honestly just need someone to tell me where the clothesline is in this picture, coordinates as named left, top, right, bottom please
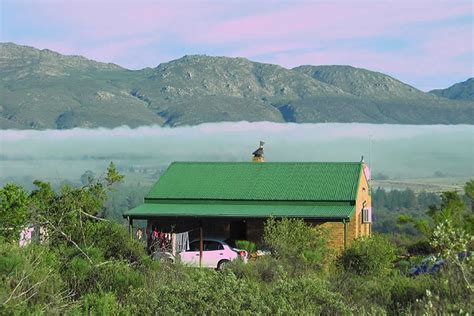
left=148, top=229, right=191, bottom=257
left=148, top=226, right=201, bottom=234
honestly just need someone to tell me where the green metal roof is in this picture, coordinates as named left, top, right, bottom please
left=145, top=162, right=362, bottom=202
left=124, top=202, right=355, bottom=219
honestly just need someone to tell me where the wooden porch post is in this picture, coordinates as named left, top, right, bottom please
left=343, top=219, right=348, bottom=250
left=199, top=220, right=203, bottom=268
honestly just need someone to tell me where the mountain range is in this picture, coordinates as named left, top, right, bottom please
left=429, top=78, right=473, bottom=101
left=0, top=42, right=472, bottom=129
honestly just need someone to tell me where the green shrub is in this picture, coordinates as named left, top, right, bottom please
left=338, top=234, right=396, bottom=276
left=80, top=291, right=121, bottom=316
left=235, top=240, right=257, bottom=253
left=265, top=275, right=351, bottom=314
left=94, top=261, right=145, bottom=300
left=62, top=255, right=95, bottom=297
left=263, top=218, right=329, bottom=272
left=407, top=239, right=435, bottom=255
left=0, top=241, right=67, bottom=314
left=388, top=274, right=434, bottom=313
left=125, top=268, right=266, bottom=314
left=84, top=221, right=145, bottom=263
left=254, top=256, right=287, bottom=282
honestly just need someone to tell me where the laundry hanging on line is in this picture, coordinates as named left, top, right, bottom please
left=175, top=231, right=190, bottom=253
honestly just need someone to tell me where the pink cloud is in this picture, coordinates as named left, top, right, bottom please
left=35, top=2, right=168, bottom=38
left=33, top=1, right=225, bottom=40
left=230, top=41, right=310, bottom=59
left=85, top=36, right=158, bottom=62
left=192, top=2, right=472, bottom=43
left=422, top=24, right=473, bottom=59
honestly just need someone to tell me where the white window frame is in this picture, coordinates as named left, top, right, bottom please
left=362, top=207, right=372, bottom=223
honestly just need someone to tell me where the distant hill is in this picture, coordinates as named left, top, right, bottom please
left=429, top=78, right=473, bottom=101
left=293, top=65, right=425, bottom=99
left=0, top=43, right=472, bottom=129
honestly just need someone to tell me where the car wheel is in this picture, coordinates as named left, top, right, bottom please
left=217, top=260, right=229, bottom=270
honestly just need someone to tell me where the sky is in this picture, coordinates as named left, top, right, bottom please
left=0, top=0, right=473, bottom=91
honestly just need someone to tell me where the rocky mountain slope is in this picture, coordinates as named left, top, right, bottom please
left=0, top=43, right=472, bottom=129
left=429, top=78, right=473, bottom=101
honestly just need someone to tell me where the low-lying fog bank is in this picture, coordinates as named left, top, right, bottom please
left=1, top=122, right=473, bottom=182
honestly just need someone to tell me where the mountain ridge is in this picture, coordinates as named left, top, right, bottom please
left=429, top=78, right=473, bottom=101
left=1, top=42, right=472, bottom=129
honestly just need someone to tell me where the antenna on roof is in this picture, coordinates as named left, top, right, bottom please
left=369, top=133, right=372, bottom=171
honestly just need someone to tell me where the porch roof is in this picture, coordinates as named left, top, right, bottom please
left=123, top=202, right=355, bottom=220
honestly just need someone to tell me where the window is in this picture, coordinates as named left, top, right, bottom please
left=188, top=241, right=200, bottom=251
left=362, top=207, right=372, bottom=223
left=187, top=240, right=224, bottom=251
left=204, top=241, right=224, bottom=251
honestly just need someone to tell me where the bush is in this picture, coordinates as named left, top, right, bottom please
left=94, top=261, right=145, bottom=300
left=263, top=218, right=330, bottom=272
left=125, top=268, right=265, bottom=314
left=229, top=255, right=287, bottom=283
left=406, top=239, right=435, bottom=255
left=79, top=291, right=121, bottom=315
left=0, top=241, right=68, bottom=314
left=266, top=275, right=351, bottom=314
left=338, top=234, right=396, bottom=276
left=84, top=221, right=145, bottom=263
left=388, top=274, right=434, bottom=313
left=235, top=240, right=257, bottom=253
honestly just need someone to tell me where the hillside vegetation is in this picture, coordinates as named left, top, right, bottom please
left=1, top=43, right=473, bottom=129
left=0, top=166, right=473, bottom=314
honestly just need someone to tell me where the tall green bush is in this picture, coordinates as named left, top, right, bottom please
left=0, top=241, right=68, bottom=314
left=338, top=234, right=396, bottom=276
left=263, top=217, right=330, bottom=272
left=0, top=183, right=29, bottom=242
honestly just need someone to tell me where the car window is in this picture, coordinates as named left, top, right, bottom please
left=188, top=241, right=200, bottom=251
left=204, top=241, right=224, bottom=251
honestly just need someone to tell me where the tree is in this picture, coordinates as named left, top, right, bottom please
left=427, top=191, right=466, bottom=229
left=399, top=188, right=473, bottom=251
left=372, top=187, right=387, bottom=209
left=401, top=188, right=416, bottom=209
left=464, top=180, right=474, bottom=212
left=417, top=191, right=441, bottom=209
left=430, top=219, right=473, bottom=294
left=29, top=162, right=125, bottom=263
left=0, top=183, right=29, bottom=242
left=80, top=170, right=95, bottom=186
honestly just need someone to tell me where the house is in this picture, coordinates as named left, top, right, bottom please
left=124, top=158, right=372, bottom=251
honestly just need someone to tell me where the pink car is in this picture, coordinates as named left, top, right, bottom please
left=179, top=239, right=248, bottom=269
